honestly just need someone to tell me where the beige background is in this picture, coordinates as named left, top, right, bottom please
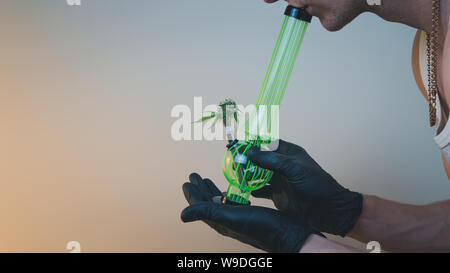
left=1, top=0, right=449, bottom=252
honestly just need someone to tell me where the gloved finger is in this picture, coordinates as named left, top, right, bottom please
left=270, top=139, right=289, bottom=155
left=247, top=147, right=300, bottom=179
left=188, top=173, right=212, bottom=202
left=182, top=182, right=210, bottom=205
left=180, top=203, right=220, bottom=223
left=275, top=139, right=307, bottom=156
left=189, top=173, right=203, bottom=185
left=251, top=185, right=273, bottom=199
left=203, top=178, right=223, bottom=198
left=180, top=204, right=233, bottom=239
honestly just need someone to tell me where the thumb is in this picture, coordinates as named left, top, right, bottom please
left=180, top=203, right=218, bottom=223
left=247, top=147, right=297, bottom=176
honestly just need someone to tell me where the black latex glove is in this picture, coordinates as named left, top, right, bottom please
left=180, top=173, right=320, bottom=253
left=247, top=140, right=363, bottom=237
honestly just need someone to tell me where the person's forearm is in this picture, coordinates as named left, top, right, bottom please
left=299, top=234, right=362, bottom=253
left=365, top=0, right=433, bottom=32
left=349, top=195, right=450, bottom=252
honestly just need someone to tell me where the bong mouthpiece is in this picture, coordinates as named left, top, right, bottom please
left=284, top=6, right=312, bottom=23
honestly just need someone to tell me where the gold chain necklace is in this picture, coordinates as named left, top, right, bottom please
left=426, top=0, right=441, bottom=127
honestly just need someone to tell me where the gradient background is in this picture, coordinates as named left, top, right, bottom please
left=1, top=0, right=449, bottom=252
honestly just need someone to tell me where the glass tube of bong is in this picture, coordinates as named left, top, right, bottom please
left=223, top=6, right=312, bottom=206
left=249, top=6, right=311, bottom=141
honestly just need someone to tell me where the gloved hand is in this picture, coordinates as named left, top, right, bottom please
left=247, top=140, right=363, bottom=237
left=180, top=173, right=321, bottom=253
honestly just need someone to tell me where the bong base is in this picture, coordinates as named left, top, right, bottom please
left=221, top=195, right=250, bottom=206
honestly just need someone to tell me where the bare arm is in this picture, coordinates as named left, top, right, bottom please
left=300, top=234, right=363, bottom=253
left=348, top=195, right=450, bottom=252
left=300, top=196, right=450, bottom=253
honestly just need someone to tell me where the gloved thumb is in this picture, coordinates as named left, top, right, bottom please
left=180, top=203, right=218, bottom=223
left=247, top=147, right=297, bottom=177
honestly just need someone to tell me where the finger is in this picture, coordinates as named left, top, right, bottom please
left=189, top=173, right=203, bottom=186
left=248, top=148, right=302, bottom=179
left=189, top=173, right=212, bottom=201
left=274, top=139, right=294, bottom=155
left=275, top=139, right=307, bottom=156
left=251, top=185, right=273, bottom=199
left=182, top=183, right=209, bottom=205
left=248, top=147, right=296, bottom=170
left=203, top=178, right=223, bottom=198
left=180, top=203, right=219, bottom=223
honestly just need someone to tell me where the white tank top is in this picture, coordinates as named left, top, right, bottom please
left=415, top=30, right=450, bottom=161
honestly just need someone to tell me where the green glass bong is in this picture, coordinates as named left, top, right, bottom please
left=220, top=6, right=312, bottom=205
